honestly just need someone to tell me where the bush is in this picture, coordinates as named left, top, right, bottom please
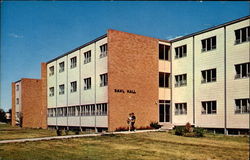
left=150, top=122, right=161, bottom=129
left=137, top=126, right=153, bottom=130
left=115, top=127, right=129, bottom=132
left=184, top=122, right=193, bottom=133
left=56, top=129, right=62, bottom=136
left=193, top=127, right=205, bottom=137
left=175, top=126, right=185, bottom=136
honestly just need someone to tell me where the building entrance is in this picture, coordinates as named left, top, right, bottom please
left=159, top=100, right=170, bottom=122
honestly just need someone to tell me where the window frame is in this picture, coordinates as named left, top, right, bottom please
left=175, top=45, right=187, bottom=59
left=201, top=36, right=217, bottom=52
left=70, top=57, right=77, bottom=69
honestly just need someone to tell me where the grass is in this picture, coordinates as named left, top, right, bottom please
left=0, top=125, right=249, bottom=160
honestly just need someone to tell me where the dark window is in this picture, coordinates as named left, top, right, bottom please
left=235, top=26, right=250, bottom=44
left=159, top=44, right=169, bottom=60
left=175, top=45, right=187, bottom=59
left=201, top=36, right=216, bottom=52
left=201, top=101, right=217, bottom=114
left=159, top=72, right=170, bottom=88
left=201, top=69, right=216, bottom=83
left=235, top=63, right=250, bottom=79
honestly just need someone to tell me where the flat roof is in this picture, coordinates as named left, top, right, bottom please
left=171, top=15, right=250, bottom=42
left=47, top=34, right=107, bottom=64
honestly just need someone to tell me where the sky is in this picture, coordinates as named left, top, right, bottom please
left=0, top=1, right=249, bottom=111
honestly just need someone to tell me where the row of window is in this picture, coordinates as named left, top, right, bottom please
left=171, top=63, right=249, bottom=88
left=175, top=98, right=250, bottom=115
left=49, top=73, right=107, bottom=96
left=49, top=44, right=107, bottom=76
left=173, top=26, right=249, bottom=60
left=48, top=103, right=108, bottom=117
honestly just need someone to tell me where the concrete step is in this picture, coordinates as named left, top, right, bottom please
left=160, top=123, right=175, bottom=131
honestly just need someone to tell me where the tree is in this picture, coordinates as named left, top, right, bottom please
left=0, top=109, right=7, bottom=122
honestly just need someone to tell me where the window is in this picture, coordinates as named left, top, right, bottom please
left=235, top=99, right=250, bottom=114
left=59, top=84, right=65, bottom=95
left=70, top=81, right=77, bottom=93
left=201, top=36, right=216, bottom=52
left=63, top=107, right=67, bottom=116
left=16, top=85, right=19, bottom=91
left=159, top=72, right=170, bottom=88
left=56, top=108, right=63, bottom=117
left=100, top=44, right=107, bottom=58
left=96, top=103, right=108, bottom=116
left=81, top=105, right=95, bottom=116
left=49, top=66, right=54, bottom=76
left=235, top=63, right=250, bottom=79
left=84, top=77, right=91, bottom=90
left=70, top=57, right=77, bottom=68
left=159, top=44, right=170, bottom=60
left=48, top=108, right=53, bottom=117
left=201, top=69, right=216, bottom=83
left=49, top=87, right=54, bottom=97
left=68, top=106, right=76, bottom=116
left=175, top=103, right=187, bottom=115
left=100, top=73, right=108, bottom=87
left=201, top=101, right=217, bottom=114
left=84, top=50, right=91, bottom=64
left=175, top=45, right=187, bottom=59
left=235, top=26, right=250, bottom=44
left=16, top=98, right=19, bottom=105
left=175, top=74, right=187, bottom=87
left=59, top=62, right=65, bottom=73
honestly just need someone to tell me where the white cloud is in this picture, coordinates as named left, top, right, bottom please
left=9, top=33, right=24, bottom=38
left=166, top=35, right=183, bottom=40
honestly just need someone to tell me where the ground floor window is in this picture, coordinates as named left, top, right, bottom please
left=175, top=103, right=187, bottom=115
left=159, top=100, right=170, bottom=122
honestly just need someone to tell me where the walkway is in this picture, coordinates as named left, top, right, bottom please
left=0, top=129, right=160, bottom=144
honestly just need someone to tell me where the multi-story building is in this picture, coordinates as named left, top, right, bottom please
left=11, top=16, right=249, bottom=134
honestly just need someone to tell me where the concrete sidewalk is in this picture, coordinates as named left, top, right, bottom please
left=0, top=129, right=159, bottom=144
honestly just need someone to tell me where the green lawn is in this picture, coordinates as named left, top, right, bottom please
left=0, top=125, right=249, bottom=160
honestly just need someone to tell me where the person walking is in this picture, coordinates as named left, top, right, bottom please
left=131, top=113, right=136, bottom=131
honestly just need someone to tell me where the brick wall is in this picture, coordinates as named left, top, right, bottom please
left=41, top=63, right=48, bottom=129
left=108, top=30, right=159, bottom=131
left=11, top=82, right=16, bottom=126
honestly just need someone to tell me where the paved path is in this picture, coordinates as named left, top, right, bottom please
left=0, top=129, right=160, bottom=144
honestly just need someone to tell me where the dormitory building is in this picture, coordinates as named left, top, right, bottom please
left=12, top=16, right=249, bottom=134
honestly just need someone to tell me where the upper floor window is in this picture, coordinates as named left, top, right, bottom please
left=84, top=77, right=91, bottom=90
left=201, top=68, right=216, bottom=83
left=159, top=72, right=170, bottom=88
left=70, top=81, right=77, bottom=93
left=49, top=87, right=54, bottom=97
left=100, top=44, right=107, bottom=58
left=59, top=62, right=65, bottom=73
left=68, top=106, right=76, bottom=117
left=175, top=74, right=187, bottom=87
left=100, top=73, right=108, bottom=87
left=235, top=26, right=250, bottom=44
left=201, top=36, right=216, bottom=52
left=235, top=62, right=250, bottom=79
left=16, top=85, right=19, bottom=91
left=175, top=45, right=187, bottom=59
left=16, top=98, right=19, bottom=105
left=84, top=50, right=91, bottom=64
left=175, top=103, right=187, bottom=115
left=201, top=101, right=216, bottom=114
left=159, top=44, right=169, bottom=60
left=49, top=66, right=54, bottom=76
left=70, top=57, right=77, bottom=69
left=235, top=98, right=250, bottom=114
left=59, top=84, right=65, bottom=95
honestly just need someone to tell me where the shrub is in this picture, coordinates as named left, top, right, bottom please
left=56, top=129, right=62, bottom=136
left=184, top=122, right=193, bottom=133
left=184, top=132, right=196, bottom=137
left=150, top=122, right=161, bottom=129
left=115, top=127, right=129, bottom=132
left=175, top=126, right=185, bottom=136
left=193, top=127, right=205, bottom=137
left=137, top=126, right=153, bottom=130
left=65, top=130, right=69, bottom=135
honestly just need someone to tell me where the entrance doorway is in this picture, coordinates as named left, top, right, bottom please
left=159, top=100, right=170, bottom=122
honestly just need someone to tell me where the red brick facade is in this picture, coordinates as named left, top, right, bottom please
left=107, top=30, right=159, bottom=131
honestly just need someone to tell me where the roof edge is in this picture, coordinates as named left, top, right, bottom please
left=47, top=34, right=107, bottom=64
left=170, top=15, right=250, bottom=42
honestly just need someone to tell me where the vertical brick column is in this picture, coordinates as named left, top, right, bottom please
left=41, top=62, right=48, bottom=129
left=11, top=82, right=16, bottom=126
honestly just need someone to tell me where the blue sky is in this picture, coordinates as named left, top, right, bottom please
left=1, top=1, right=249, bottom=111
